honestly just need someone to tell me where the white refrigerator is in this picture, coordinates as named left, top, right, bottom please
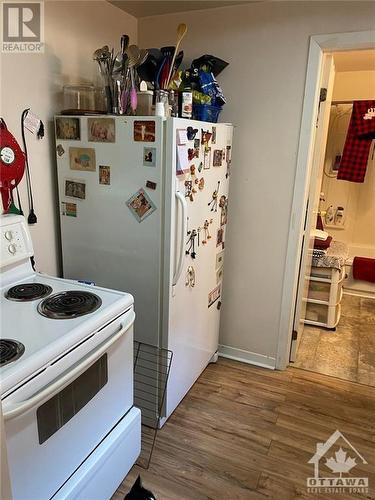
left=55, top=115, right=233, bottom=423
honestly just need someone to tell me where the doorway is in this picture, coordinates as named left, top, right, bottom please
left=276, top=31, right=375, bottom=381
left=292, top=49, right=375, bottom=385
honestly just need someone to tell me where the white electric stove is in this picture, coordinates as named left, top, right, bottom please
left=0, top=214, right=141, bottom=500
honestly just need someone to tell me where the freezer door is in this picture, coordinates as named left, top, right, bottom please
left=55, top=116, right=165, bottom=346
left=162, top=118, right=233, bottom=422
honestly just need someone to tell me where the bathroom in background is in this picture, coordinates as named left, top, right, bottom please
left=294, top=50, right=375, bottom=386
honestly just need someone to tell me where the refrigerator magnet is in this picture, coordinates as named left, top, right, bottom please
left=203, top=147, right=211, bottom=170
left=143, top=147, right=156, bottom=167
left=56, top=144, right=65, bottom=157
left=216, top=267, right=223, bottom=284
left=186, top=126, right=198, bottom=141
left=208, top=181, right=220, bottom=212
left=69, top=147, right=96, bottom=172
left=211, top=126, right=217, bottom=145
left=126, top=188, right=156, bottom=223
left=186, top=229, right=198, bottom=259
left=188, top=148, right=195, bottom=161
left=134, top=120, right=155, bottom=142
left=208, top=284, right=221, bottom=308
left=194, top=139, right=200, bottom=158
left=185, top=266, right=196, bottom=288
left=215, top=250, right=224, bottom=271
left=201, top=219, right=212, bottom=244
left=65, top=179, right=86, bottom=200
left=146, top=180, right=157, bottom=190
left=216, top=228, right=224, bottom=247
left=198, top=162, right=203, bottom=173
left=201, top=129, right=212, bottom=146
left=88, top=118, right=115, bottom=143
left=99, top=165, right=111, bottom=185
left=56, top=117, right=80, bottom=141
left=213, top=149, right=223, bottom=167
left=184, top=180, right=194, bottom=201
left=61, top=202, right=77, bottom=217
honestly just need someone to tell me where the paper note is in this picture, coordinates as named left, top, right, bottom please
left=176, top=144, right=189, bottom=175
left=177, top=129, right=188, bottom=145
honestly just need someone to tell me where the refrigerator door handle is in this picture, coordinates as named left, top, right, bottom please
left=172, top=191, right=187, bottom=286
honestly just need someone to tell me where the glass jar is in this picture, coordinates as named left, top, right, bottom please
left=63, top=85, right=95, bottom=112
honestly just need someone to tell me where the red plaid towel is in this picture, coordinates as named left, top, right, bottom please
left=337, top=100, right=375, bottom=183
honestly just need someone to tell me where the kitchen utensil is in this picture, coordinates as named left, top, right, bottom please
left=130, top=67, right=137, bottom=114
left=167, top=23, right=187, bottom=86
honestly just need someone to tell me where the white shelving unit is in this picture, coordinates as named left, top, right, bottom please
left=303, top=266, right=345, bottom=329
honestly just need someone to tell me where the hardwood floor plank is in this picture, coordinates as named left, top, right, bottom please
left=112, top=358, right=375, bottom=500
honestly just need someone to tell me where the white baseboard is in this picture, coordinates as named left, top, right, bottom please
left=218, top=344, right=276, bottom=370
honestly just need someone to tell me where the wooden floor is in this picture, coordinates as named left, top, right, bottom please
left=112, top=358, right=375, bottom=500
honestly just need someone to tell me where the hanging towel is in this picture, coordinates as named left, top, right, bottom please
left=337, top=100, right=375, bottom=183
left=314, top=235, right=332, bottom=250
left=352, top=256, right=375, bottom=283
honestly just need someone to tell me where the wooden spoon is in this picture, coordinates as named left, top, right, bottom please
left=167, top=23, right=187, bottom=87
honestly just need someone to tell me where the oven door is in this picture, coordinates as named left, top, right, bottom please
left=2, top=308, right=135, bottom=500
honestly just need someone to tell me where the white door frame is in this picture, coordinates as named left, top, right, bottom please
left=276, top=30, right=375, bottom=370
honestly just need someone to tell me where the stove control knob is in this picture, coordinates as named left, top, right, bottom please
left=8, top=244, right=17, bottom=255
left=4, top=231, right=13, bottom=241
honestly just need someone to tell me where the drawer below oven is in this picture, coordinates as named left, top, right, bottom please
left=52, top=407, right=141, bottom=500
left=4, top=314, right=135, bottom=500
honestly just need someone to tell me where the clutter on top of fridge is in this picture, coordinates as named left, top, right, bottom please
left=61, top=25, right=229, bottom=122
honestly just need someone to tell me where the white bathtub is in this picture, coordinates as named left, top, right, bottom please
left=344, top=244, right=375, bottom=298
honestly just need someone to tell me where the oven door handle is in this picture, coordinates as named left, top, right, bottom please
left=2, top=313, right=134, bottom=421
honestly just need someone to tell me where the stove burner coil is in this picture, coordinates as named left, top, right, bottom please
left=37, top=291, right=102, bottom=319
left=5, top=283, right=53, bottom=302
left=0, top=339, right=25, bottom=366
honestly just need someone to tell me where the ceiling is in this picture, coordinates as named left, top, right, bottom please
left=110, top=1, right=254, bottom=18
left=334, top=50, right=375, bottom=72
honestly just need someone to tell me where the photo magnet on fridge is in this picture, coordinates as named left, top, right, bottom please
left=143, top=147, right=156, bottom=167
left=208, top=284, right=221, bottom=308
left=56, top=117, right=80, bottom=141
left=69, top=148, right=96, bottom=172
left=193, top=139, right=200, bottom=158
left=88, top=118, right=115, bottom=143
left=65, top=179, right=86, bottom=200
left=216, top=228, right=224, bottom=247
left=126, top=188, right=156, bottom=222
left=134, top=120, right=155, bottom=142
left=211, top=126, right=217, bottom=144
left=61, top=202, right=77, bottom=217
left=213, top=149, right=223, bottom=167
left=99, top=165, right=111, bottom=185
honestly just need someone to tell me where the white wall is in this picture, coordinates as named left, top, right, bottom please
left=138, top=1, right=375, bottom=363
left=322, top=70, right=375, bottom=248
left=0, top=1, right=137, bottom=275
